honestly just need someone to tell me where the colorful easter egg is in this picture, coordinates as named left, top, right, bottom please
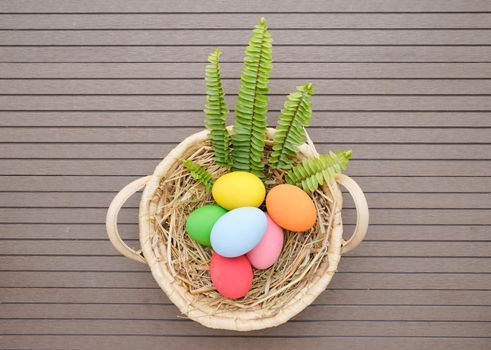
left=266, top=184, right=317, bottom=232
left=247, top=214, right=284, bottom=269
left=212, top=171, right=266, bottom=210
left=210, top=253, right=253, bottom=299
left=210, top=207, right=267, bottom=257
left=185, top=204, right=227, bottom=246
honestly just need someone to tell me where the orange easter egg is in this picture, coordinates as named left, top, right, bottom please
left=265, top=184, right=317, bottom=232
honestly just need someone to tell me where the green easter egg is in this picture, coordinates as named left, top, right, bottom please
left=185, top=204, right=227, bottom=246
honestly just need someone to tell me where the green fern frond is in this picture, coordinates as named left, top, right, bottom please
left=204, top=48, right=230, bottom=166
left=231, top=17, right=272, bottom=178
left=285, top=150, right=352, bottom=193
left=182, top=159, right=214, bottom=191
left=269, top=82, right=314, bottom=169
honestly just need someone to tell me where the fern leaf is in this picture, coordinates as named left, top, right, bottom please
left=285, top=150, right=352, bottom=193
left=231, top=17, right=272, bottom=178
left=204, top=48, right=230, bottom=166
left=182, top=159, right=214, bottom=191
left=269, top=82, right=314, bottom=169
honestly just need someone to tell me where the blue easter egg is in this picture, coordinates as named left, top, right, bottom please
left=210, top=207, right=267, bottom=258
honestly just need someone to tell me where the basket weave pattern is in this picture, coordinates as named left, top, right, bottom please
left=107, top=128, right=368, bottom=331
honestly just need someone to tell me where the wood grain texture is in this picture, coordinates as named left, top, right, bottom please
left=2, top=337, right=491, bottom=350
left=1, top=192, right=489, bottom=209
left=4, top=46, right=491, bottom=62
left=1, top=111, right=490, bottom=127
left=2, top=288, right=490, bottom=305
left=2, top=336, right=489, bottom=350
left=2, top=127, right=489, bottom=143
left=1, top=0, right=490, bottom=13
left=3, top=13, right=491, bottom=29
left=2, top=271, right=490, bottom=290
left=1, top=222, right=489, bottom=241
left=1, top=0, right=490, bottom=349
left=2, top=256, right=491, bottom=273
left=3, top=143, right=490, bottom=160
left=1, top=159, right=489, bottom=176
left=3, top=79, right=491, bottom=95
left=1, top=176, right=489, bottom=192
left=2, top=95, right=491, bottom=111
left=2, top=319, right=490, bottom=337
left=2, top=63, right=490, bottom=78
left=4, top=29, right=491, bottom=45
left=3, top=240, right=491, bottom=257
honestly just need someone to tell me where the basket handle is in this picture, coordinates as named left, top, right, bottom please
left=335, top=174, right=369, bottom=253
left=106, top=176, right=151, bottom=264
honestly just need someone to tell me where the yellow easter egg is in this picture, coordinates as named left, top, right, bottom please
left=212, top=171, right=266, bottom=210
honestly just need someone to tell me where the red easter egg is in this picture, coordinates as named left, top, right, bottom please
left=210, top=253, right=253, bottom=299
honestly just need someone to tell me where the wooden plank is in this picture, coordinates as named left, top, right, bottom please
left=1, top=192, right=488, bottom=209
left=0, top=176, right=489, bottom=193
left=2, top=288, right=490, bottom=306
left=0, top=206, right=485, bottom=225
left=5, top=29, right=491, bottom=45
left=1, top=144, right=489, bottom=160
left=1, top=0, right=490, bottom=13
left=341, top=193, right=491, bottom=209
left=1, top=302, right=489, bottom=321
left=2, top=240, right=490, bottom=257
left=2, top=63, right=489, bottom=78
left=2, top=13, right=491, bottom=29
left=3, top=336, right=491, bottom=350
left=0, top=223, right=134, bottom=240
left=1, top=160, right=489, bottom=176
left=1, top=223, right=489, bottom=241
left=3, top=79, right=491, bottom=95
left=0, top=320, right=485, bottom=338
left=1, top=127, right=489, bottom=143
left=1, top=256, right=490, bottom=273
left=0, top=112, right=489, bottom=127
left=1, top=319, right=490, bottom=338
left=1, top=142, right=464, bottom=161
left=2, top=336, right=490, bottom=350
left=0, top=270, right=482, bottom=290
left=4, top=46, right=490, bottom=62
left=3, top=95, right=490, bottom=111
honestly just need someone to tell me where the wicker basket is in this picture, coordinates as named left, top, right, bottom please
left=106, top=128, right=369, bottom=331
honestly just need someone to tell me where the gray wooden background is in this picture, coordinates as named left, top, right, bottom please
left=0, top=0, right=490, bottom=349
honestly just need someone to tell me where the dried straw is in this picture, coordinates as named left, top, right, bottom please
left=107, top=128, right=368, bottom=330
left=128, top=128, right=351, bottom=330
left=153, top=143, right=334, bottom=311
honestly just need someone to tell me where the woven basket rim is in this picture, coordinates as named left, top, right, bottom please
left=138, top=127, right=345, bottom=331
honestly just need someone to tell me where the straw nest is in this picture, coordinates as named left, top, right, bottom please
left=147, top=136, right=339, bottom=317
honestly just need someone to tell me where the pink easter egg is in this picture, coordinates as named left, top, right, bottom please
left=247, top=214, right=284, bottom=269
